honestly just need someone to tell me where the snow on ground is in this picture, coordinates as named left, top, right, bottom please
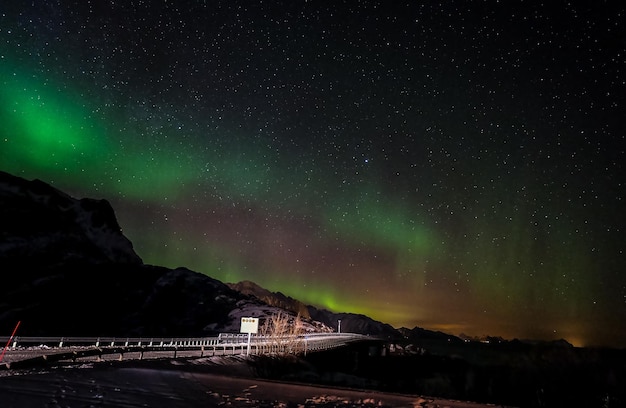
left=0, top=357, right=503, bottom=408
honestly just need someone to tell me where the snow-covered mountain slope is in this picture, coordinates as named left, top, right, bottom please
left=0, top=170, right=141, bottom=266
left=0, top=171, right=391, bottom=339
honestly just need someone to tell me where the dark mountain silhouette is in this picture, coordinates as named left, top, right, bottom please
left=0, top=171, right=249, bottom=337
left=0, top=170, right=414, bottom=341
left=0, top=170, right=141, bottom=267
left=226, top=280, right=401, bottom=338
left=2, top=171, right=625, bottom=407
left=227, top=280, right=312, bottom=319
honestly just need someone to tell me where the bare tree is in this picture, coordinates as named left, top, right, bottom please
left=257, top=311, right=306, bottom=355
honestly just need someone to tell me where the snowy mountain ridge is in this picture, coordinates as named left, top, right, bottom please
left=0, top=171, right=396, bottom=339
left=0, top=170, right=141, bottom=266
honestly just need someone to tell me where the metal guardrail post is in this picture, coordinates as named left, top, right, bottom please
left=0, top=333, right=368, bottom=366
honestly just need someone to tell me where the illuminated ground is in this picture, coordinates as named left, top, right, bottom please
left=0, top=359, right=495, bottom=408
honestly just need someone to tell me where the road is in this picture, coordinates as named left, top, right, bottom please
left=0, top=345, right=237, bottom=369
left=0, top=333, right=368, bottom=368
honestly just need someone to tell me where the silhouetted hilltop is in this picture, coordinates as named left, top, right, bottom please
left=0, top=171, right=403, bottom=339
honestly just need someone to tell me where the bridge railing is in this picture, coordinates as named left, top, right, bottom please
left=0, top=332, right=369, bottom=350
left=0, top=336, right=223, bottom=349
left=0, top=332, right=371, bottom=368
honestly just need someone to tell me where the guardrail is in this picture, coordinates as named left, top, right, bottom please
left=1, top=336, right=222, bottom=349
left=0, top=332, right=370, bottom=370
left=1, top=332, right=366, bottom=348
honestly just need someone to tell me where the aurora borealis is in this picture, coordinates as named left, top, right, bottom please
left=1, top=1, right=624, bottom=348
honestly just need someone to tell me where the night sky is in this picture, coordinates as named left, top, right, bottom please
left=1, top=1, right=625, bottom=348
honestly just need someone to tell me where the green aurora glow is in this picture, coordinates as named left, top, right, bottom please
left=1, top=1, right=624, bottom=348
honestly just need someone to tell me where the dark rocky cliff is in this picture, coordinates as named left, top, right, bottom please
left=0, top=171, right=401, bottom=339
left=0, top=171, right=243, bottom=337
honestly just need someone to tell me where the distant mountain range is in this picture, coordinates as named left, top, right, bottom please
left=0, top=170, right=460, bottom=344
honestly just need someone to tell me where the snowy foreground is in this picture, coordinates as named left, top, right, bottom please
left=0, top=355, right=501, bottom=408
